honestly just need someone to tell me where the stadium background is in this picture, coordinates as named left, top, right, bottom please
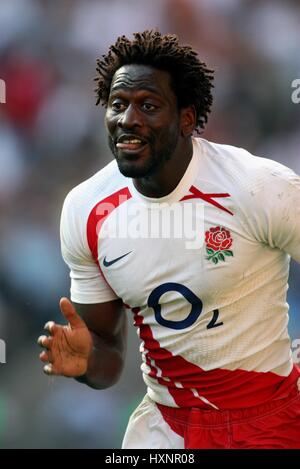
left=0, top=0, right=299, bottom=448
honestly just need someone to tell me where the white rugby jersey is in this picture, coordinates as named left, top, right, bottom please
left=61, top=138, right=300, bottom=409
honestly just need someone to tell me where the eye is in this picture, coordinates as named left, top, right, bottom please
left=142, top=102, right=157, bottom=112
left=111, top=101, right=127, bottom=112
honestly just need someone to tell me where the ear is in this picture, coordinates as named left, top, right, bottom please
left=180, top=105, right=196, bottom=137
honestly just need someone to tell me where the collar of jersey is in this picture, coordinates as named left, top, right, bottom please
left=128, top=137, right=201, bottom=206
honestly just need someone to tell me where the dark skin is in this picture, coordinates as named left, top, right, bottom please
left=38, top=64, right=196, bottom=388
left=105, top=64, right=196, bottom=197
left=38, top=298, right=126, bottom=389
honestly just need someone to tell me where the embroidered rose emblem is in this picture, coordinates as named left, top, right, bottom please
left=205, top=226, right=233, bottom=264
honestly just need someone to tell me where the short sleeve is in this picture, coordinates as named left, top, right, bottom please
left=60, top=191, right=118, bottom=304
left=247, top=163, right=300, bottom=263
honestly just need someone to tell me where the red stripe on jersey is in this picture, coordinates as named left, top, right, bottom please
left=86, top=187, right=131, bottom=268
left=130, top=306, right=201, bottom=406
left=181, top=185, right=234, bottom=216
left=126, top=305, right=300, bottom=409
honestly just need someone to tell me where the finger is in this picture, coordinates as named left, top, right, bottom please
left=37, top=335, right=46, bottom=347
left=43, top=364, right=53, bottom=375
left=39, top=350, right=52, bottom=363
left=43, top=363, right=60, bottom=376
left=60, top=297, right=85, bottom=328
left=37, top=335, right=53, bottom=350
left=44, top=321, right=57, bottom=335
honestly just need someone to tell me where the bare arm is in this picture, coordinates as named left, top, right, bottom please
left=74, top=299, right=127, bottom=389
left=38, top=297, right=127, bottom=389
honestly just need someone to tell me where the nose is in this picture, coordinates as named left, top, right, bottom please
left=117, top=104, right=143, bottom=129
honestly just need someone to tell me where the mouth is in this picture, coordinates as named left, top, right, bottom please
left=115, top=134, right=148, bottom=155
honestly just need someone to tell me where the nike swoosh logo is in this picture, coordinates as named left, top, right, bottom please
left=103, top=251, right=132, bottom=267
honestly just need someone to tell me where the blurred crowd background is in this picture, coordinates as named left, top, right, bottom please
left=0, top=0, right=300, bottom=448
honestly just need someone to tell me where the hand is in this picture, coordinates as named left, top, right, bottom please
left=38, top=298, right=93, bottom=377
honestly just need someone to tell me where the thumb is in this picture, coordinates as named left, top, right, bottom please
left=59, top=297, right=85, bottom=328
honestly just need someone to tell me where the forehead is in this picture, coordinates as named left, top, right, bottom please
left=110, top=64, right=174, bottom=99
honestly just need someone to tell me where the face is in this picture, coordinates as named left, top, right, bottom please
left=105, top=64, right=181, bottom=178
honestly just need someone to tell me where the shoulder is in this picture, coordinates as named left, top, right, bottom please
left=196, top=137, right=299, bottom=194
left=60, top=159, right=128, bottom=256
left=62, top=159, right=128, bottom=218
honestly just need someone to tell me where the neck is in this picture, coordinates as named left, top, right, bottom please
left=133, top=138, right=193, bottom=198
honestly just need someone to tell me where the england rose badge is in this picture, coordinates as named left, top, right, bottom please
left=205, top=226, right=233, bottom=264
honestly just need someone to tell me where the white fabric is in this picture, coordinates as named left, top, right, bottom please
left=122, top=395, right=184, bottom=449
left=61, top=137, right=300, bottom=407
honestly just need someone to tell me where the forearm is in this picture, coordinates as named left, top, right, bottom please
left=76, top=331, right=125, bottom=389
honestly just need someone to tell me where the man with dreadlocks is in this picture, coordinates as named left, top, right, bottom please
left=38, top=31, right=300, bottom=449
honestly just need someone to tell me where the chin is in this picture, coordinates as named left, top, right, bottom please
left=116, top=155, right=158, bottom=178
left=115, top=146, right=173, bottom=179
left=117, top=162, right=151, bottom=178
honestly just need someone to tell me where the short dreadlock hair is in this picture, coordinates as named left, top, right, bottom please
left=95, top=30, right=214, bottom=133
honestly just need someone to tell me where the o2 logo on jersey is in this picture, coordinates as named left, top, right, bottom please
left=148, top=282, right=223, bottom=330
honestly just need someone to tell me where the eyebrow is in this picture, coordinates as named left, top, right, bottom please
left=110, top=83, right=163, bottom=96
